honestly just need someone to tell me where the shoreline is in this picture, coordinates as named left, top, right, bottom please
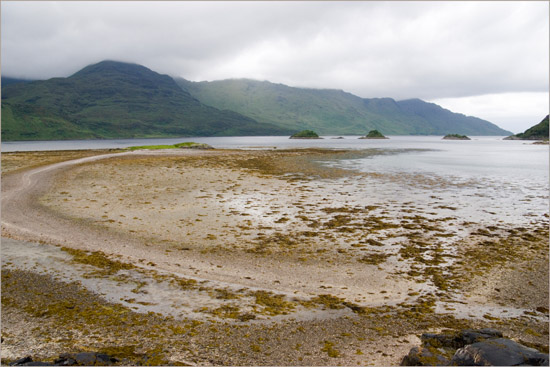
left=2, top=148, right=548, bottom=365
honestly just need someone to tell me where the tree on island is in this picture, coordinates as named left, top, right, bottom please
left=359, top=130, right=388, bottom=139
left=442, top=134, right=470, bottom=140
left=289, top=130, right=322, bottom=139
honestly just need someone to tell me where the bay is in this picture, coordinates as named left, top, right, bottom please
left=3, top=135, right=547, bottom=226
left=3, top=135, right=546, bottom=180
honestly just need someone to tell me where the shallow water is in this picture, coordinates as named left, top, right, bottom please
left=2, top=136, right=547, bottom=323
left=3, top=236, right=544, bottom=322
left=320, top=137, right=548, bottom=227
left=6, top=136, right=546, bottom=226
left=0, top=238, right=360, bottom=322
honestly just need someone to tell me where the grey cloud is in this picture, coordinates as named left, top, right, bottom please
left=1, top=1, right=548, bottom=102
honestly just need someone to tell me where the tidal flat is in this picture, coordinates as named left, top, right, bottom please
left=1, top=148, right=548, bottom=365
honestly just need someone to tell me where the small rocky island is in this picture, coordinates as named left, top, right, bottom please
left=504, top=115, right=549, bottom=141
left=125, top=142, right=213, bottom=150
left=359, top=130, right=388, bottom=139
left=443, top=134, right=470, bottom=140
left=289, top=130, right=322, bottom=139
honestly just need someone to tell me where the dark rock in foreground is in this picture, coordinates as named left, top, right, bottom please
left=452, top=339, right=549, bottom=366
left=9, top=353, right=118, bottom=366
left=401, top=329, right=549, bottom=366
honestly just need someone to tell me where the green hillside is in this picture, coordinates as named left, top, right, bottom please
left=1, top=77, right=34, bottom=87
left=176, top=78, right=512, bottom=136
left=1, top=61, right=289, bottom=141
left=177, top=78, right=388, bottom=134
left=505, top=115, right=549, bottom=140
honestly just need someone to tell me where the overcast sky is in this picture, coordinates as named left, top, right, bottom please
left=2, top=1, right=548, bottom=133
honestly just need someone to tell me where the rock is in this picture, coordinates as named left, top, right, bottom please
left=178, top=143, right=214, bottom=150
left=238, top=313, right=256, bottom=322
left=10, top=353, right=117, bottom=366
left=402, top=329, right=549, bottom=366
left=54, top=352, right=117, bottom=366
left=421, top=333, right=459, bottom=348
left=400, top=346, right=451, bottom=366
left=9, top=357, right=54, bottom=366
left=459, top=329, right=502, bottom=346
left=451, top=338, right=549, bottom=366
left=10, top=357, right=33, bottom=366
left=420, top=328, right=503, bottom=350
left=94, top=354, right=116, bottom=365
left=442, top=134, right=470, bottom=140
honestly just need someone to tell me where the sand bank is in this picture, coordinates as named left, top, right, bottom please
left=2, top=148, right=547, bottom=365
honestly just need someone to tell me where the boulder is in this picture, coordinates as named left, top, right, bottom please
left=9, top=357, right=33, bottom=366
left=9, top=352, right=118, bottom=366
left=421, top=329, right=503, bottom=349
left=400, top=346, right=451, bottom=366
left=451, top=338, right=549, bottom=366
left=54, top=352, right=117, bottom=366
left=459, top=329, right=502, bottom=346
left=9, top=356, right=54, bottom=366
left=402, top=329, right=548, bottom=366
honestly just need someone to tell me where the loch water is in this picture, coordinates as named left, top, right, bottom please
left=3, top=135, right=548, bottom=227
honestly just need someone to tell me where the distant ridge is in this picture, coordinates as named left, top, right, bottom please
left=2, top=60, right=512, bottom=141
left=176, top=78, right=512, bottom=136
left=1, top=61, right=289, bottom=141
left=1, top=76, right=34, bottom=87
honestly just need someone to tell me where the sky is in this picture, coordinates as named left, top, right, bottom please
left=1, top=1, right=548, bottom=133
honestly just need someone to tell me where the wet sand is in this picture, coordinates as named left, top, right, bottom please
left=1, top=148, right=548, bottom=365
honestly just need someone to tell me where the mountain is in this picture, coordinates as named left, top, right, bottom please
left=1, top=61, right=289, bottom=141
left=2, top=61, right=512, bottom=141
left=1, top=77, right=34, bottom=87
left=504, top=115, right=549, bottom=140
left=176, top=78, right=512, bottom=136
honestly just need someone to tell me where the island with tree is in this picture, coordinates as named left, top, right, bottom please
left=289, top=130, right=322, bottom=139
left=443, top=134, right=470, bottom=140
left=359, top=130, right=388, bottom=139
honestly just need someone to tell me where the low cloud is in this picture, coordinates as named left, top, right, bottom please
left=2, top=1, right=548, bottom=131
left=430, top=92, right=549, bottom=134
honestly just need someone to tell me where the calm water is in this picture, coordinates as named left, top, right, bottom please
left=0, top=134, right=522, bottom=151
left=3, top=135, right=548, bottom=225
left=3, top=135, right=547, bottom=177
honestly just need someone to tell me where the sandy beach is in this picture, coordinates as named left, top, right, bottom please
left=1, top=148, right=548, bottom=365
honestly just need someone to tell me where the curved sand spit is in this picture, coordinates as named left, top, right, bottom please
left=2, top=149, right=418, bottom=307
